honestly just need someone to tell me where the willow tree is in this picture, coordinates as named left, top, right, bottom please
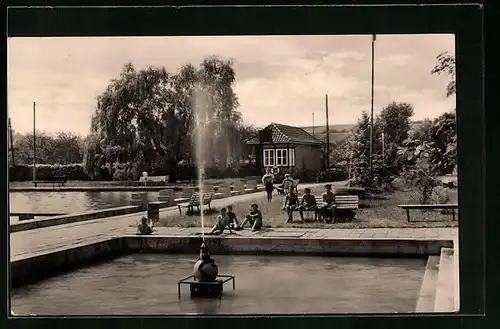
left=84, top=56, right=244, bottom=181
left=83, top=62, right=197, bottom=181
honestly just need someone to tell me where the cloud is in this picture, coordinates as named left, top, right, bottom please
left=7, top=34, right=456, bottom=136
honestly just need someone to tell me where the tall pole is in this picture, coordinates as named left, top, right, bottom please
left=8, top=118, right=15, bottom=166
left=369, top=34, right=376, bottom=182
left=312, top=111, right=315, bottom=137
left=33, top=101, right=36, bottom=182
left=325, top=94, right=330, bottom=169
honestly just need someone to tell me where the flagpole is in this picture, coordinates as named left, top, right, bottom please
left=312, top=111, right=315, bottom=137
left=369, top=34, right=376, bottom=184
left=33, top=101, right=36, bottom=182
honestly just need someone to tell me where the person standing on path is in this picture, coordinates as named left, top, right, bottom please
left=262, top=167, right=275, bottom=203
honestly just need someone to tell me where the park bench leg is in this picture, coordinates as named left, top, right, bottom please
left=178, top=206, right=182, bottom=215
left=406, top=209, right=411, bottom=223
left=452, top=209, right=455, bottom=221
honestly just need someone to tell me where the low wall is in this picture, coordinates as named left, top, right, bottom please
left=123, top=236, right=453, bottom=257
left=11, top=238, right=127, bottom=288
left=9, top=186, right=182, bottom=192
left=9, top=205, right=142, bottom=233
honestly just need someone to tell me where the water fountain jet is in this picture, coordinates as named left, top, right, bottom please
left=177, top=88, right=235, bottom=299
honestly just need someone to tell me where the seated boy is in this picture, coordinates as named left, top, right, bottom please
left=208, top=207, right=232, bottom=235
left=282, top=190, right=299, bottom=223
left=298, top=188, right=317, bottom=221
left=226, top=205, right=239, bottom=230
left=137, top=217, right=153, bottom=235
left=236, top=203, right=263, bottom=231
left=319, top=184, right=335, bottom=222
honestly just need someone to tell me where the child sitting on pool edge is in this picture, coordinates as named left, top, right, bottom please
left=208, top=207, right=233, bottom=235
left=137, top=217, right=153, bottom=235
left=236, top=203, right=263, bottom=232
left=226, top=205, right=239, bottom=230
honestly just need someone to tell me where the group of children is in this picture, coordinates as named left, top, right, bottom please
left=208, top=203, right=263, bottom=235
left=282, top=184, right=336, bottom=223
left=136, top=176, right=336, bottom=235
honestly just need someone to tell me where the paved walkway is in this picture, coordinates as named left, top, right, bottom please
left=10, top=180, right=458, bottom=262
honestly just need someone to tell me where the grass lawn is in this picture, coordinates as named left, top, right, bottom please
left=157, top=184, right=459, bottom=229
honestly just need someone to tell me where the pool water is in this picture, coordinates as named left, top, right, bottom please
left=9, top=191, right=159, bottom=214
left=11, top=254, right=426, bottom=315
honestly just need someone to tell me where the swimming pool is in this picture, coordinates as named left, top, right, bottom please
left=11, top=254, right=426, bottom=315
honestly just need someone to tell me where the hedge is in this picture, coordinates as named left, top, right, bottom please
left=9, top=164, right=89, bottom=181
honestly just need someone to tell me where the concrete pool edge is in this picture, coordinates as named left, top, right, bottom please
left=10, top=205, right=143, bottom=233
left=10, top=235, right=453, bottom=287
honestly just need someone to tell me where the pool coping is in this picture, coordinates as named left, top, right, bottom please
left=10, top=232, right=459, bottom=313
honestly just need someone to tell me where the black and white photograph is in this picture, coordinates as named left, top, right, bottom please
left=8, top=33, right=459, bottom=315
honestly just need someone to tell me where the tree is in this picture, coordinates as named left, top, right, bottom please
left=13, top=131, right=84, bottom=165
left=347, top=111, right=386, bottom=189
left=374, top=102, right=414, bottom=176
left=52, top=132, right=84, bottom=164
left=397, top=111, right=457, bottom=203
left=431, top=51, right=456, bottom=97
left=13, top=131, right=56, bottom=165
left=84, top=56, right=244, bottom=181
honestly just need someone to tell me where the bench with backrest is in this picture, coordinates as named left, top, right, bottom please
left=398, top=203, right=458, bottom=222
left=174, top=187, right=196, bottom=204
left=149, top=175, right=169, bottom=183
left=333, top=195, right=359, bottom=221
left=177, top=192, right=214, bottom=215
left=287, top=194, right=359, bottom=222
left=33, top=176, right=67, bottom=188
left=286, top=195, right=323, bottom=221
left=140, top=175, right=169, bottom=186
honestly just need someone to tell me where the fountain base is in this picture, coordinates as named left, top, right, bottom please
left=178, top=274, right=235, bottom=299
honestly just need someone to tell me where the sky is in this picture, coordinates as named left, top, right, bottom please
left=7, top=34, right=455, bottom=136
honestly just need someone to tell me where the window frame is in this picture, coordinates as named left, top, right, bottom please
left=263, top=149, right=275, bottom=167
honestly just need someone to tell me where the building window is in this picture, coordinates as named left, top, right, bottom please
left=276, top=149, right=288, bottom=166
left=263, top=148, right=296, bottom=167
left=263, top=149, right=275, bottom=167
left=289, top=148, right=295, bottom=166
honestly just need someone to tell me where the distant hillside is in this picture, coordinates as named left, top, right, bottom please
left=301, top=122, right=423, bottom=144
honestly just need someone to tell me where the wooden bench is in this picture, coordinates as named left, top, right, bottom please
left=33, top=178, right=67, bottom=187
left=286, top=196, right=324, bottom=221
left=177, top=192, right=214, bottom=215
left=174, top=187, right=196, bottom=204
left=139, top=175, right=169, bottom=185
left=333, top=195, right=359, bottom=221
left=398, top=203, right=459, bottom=222
left=314, top=195, right=359, bottom=222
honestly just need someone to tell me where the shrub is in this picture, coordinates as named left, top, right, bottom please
left=9, top=163, right=89, bottom=181
left=316, top=167, right=348, bottom=183
left=289, top=167, right=315, bottom=183
left=112, top=162, right=137, bottom=181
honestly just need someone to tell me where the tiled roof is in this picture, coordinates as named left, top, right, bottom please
left=246, top=123, right=323, bottom=145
